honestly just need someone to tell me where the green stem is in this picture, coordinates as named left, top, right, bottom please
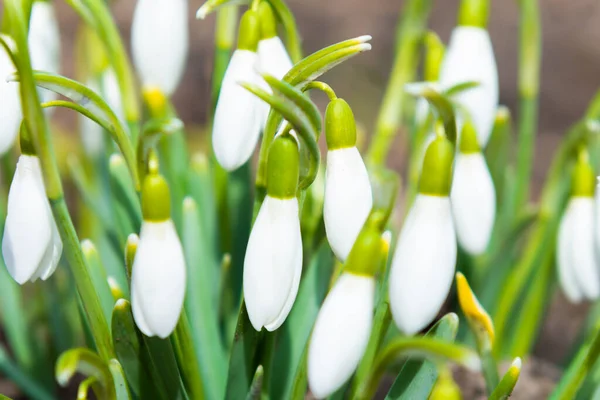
left=260, top=332, right=276, bottom=400
left=481, top=349, right=499, bottom=394
left=267, top=0, right=302, bottom=63
left=512, top=0, right=541, bottom=212
left=366, top=0, right=433, bottom=166
left=303, top=81, right=337, bottom=100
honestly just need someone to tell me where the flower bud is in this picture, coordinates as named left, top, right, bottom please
left=131, top=161, right=185, bottom=338
left=212, top=10, right=264, bottom=171
left=257, top=2, right=293, bottom=80
left=0, top=46, right=22, bottom=155
left=458, top=0, right=489, bottom=28
left=324, top=99, right=373, bottom=261
left=132, top=0, right=189, bottom=96
left=456, top=272, right=494, bottom=350
left=451, top=123, right=496, bottom=255
left=244, top=134, right=302, bottom=331
left=418, top=134, right=454, bottom=196
left=557, top=153, right=599, bottom=302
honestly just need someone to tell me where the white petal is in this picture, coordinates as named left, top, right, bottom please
left=131, top=0, right=188, bottom=96
left=568, top=198, right=600, bottom=300
left=0, top=46, right=22, bottom=154
left=40, top=214, right=63, bottom=280
left=324, top=147, right=373, bottom=261
left=212, top=50, right=263, bottom=171
left=28, top=1, right=61, bottom=103
left=258, top=37, right=293, bottom=80
left=308, top=273, right=375, bottom=399
left=131, top=220, right=186, bottom=338
left=244, top=196, right=303, bottom=331
left=131, top=282, right=153, bottom=337
left=101, top=69, right=125, bottom=127
left=451, top=153, right=496, bottom=255
left=557, top=202, right=584, bottom=303
left=2, top=156, right=53, bottom=284
left=389, top=195, right=456, bottom=334
left=440, top=27, right=498, bottom=147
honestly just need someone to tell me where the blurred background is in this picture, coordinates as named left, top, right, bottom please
left=4, top=0, right=600, bottom=397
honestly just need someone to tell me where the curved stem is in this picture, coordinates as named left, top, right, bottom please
left=303, top=81, right=337, bottom=101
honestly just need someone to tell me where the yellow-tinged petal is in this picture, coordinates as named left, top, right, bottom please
left=456, top=272, right=495, bottom=346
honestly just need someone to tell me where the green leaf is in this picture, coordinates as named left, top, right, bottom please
left=56, top=348, right=115, bottom=399
left=77, top=376, right=102, bottom=400
left=196, top=0, right=248, bottom=19
left=182, top=196, right=227, bottom=399
left=489, top=358, right=522, bottom=400
left=9, top=71, right=139, bottom=189
left=0, top=344, right=55, bottom=400
left=485, top=106, right=512, bottom=207
left=81, top=240, right=116, bottom=327
left=108, top=359, right=132, bottom=400
left=384, top=313, right=459, bottom=400
left=405, top=84, right=457, bottom=144
left=108, top=153, right=142, bottom=229
left=271, top=243, right=335, bottom=399
left=172, top=314, right=205, bottom=400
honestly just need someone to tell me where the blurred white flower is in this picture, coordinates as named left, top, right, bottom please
left=0, top=45, right=22, bottom=154
left=244, top=195, right=302, bottom=331
left=258, top=37, right=292, bottom=81
left=131, top=0, right=188, bottom=96
left=308, top=272, right=374, bottom=399
left=212, top=49, right=263, bottom=170
left=131, top=219, right=186, bottom=338
left=324, top=147, right=372, bottom=261
left=2, top=155, right=62, bottom=284
left=389, top=194, right=456, bottom=334
left=440, top=26, right=498, bottom=147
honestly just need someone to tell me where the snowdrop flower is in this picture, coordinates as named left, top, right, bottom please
left=258, top=2, right=292, bottom=80
left=0, top=43, right=22, bottom=154
left=132, top=0, right=188, bottom=96
left=29, top=0, right=61, bottom=103
left=244, top=133, right=302, bottom=331
left=213, top=10, right=264, bottom=171
left=451, top=122, right=496, bottom=255
left=389, top=134, right=457, bottom=334
left=308, top=214, right=386, bottom=399
left=324, top=98, right=373, bottom=261
left=131, top=158, right=186, bottom=338
left=557, top=153, right=599, bottom=303
left=2, top=131, right=62, bottom=284
left=439, top=0, right=498, bottom=147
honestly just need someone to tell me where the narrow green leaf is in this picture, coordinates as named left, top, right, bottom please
left=271, top=243, right=335, bottom=399
left=384, top=313, right=459, bottom=400
left=81, top=240, right=116, bottom=325
left=108, top=359, right=132, bottom=400
left=108, top=153, right=142, bottom=229
left=485, top=106, right=512, bottom=204
left=196, top=0, right=248, bottom=19
left=77, top=376, right=101, bottom=400
left=489, top=358, right=522, bottom=400
left=55, top=348, right=114, bottom=399
left=405, top=85, right=457, bottom=144
left=182, top=196, right=227, bottom=399
left=0, top=344, right=55, bottom=400
left=172, top=315, right=205, bottom=400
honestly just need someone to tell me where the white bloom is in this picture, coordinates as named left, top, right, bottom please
left=131, top=220, right=186, bottom=338
left=389, top=194, right=456, bottom=334
left=244, top=195, right=302, bottom=331
left=0, top=45, right=22, bottom=154
left=557, top=198, right=600, bottom=302
left=131, top=0, right=188, bottom=96
left=324, top=147, right=373, bottom=261
left=308, top=273, right=374, bottom=399
left=258, top=37, right=293, bottom=80
left=212, top=50, right=264, bottom=171
left=440, top=26, right=498, bottom=147
left=29, top=0, right=61, bottom=103
left=2, top=155, right=62, bottom=284
left=451, top=153, right=496, bottom=255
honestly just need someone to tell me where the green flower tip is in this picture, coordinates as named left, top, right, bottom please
left=325, top=98, right=357, bottom=150
left=424, top=32, right=445, bottom=82
left=19, top=123, right=36, bottom=156
left=572, top=151, right=595, bottom=198
left=238, top=10, right=260, bottom=52
left=459, top=121, right=480, bottom=154
left=418, top=135, right=455, bottom=196
left=141, top=155, right=171, bottom=222
left=258, top=1, right=277, bottom=40
left=345, top=212, right=385, bottom=277
left=267, top=133, right=299, bottom=199
left=458, top=0, right=489, bottom=28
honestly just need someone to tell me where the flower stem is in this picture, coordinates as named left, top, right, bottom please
left=366, top=0, right=433, bottom=166
left=512, top=0, right=541, bottom=213
left=267, top=0, right=303, bottom=63
left=304, top=81, right=337, bottom=100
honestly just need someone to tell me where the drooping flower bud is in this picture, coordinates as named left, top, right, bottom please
left=29, top=0, right=61, bottom=103
left=323, top=99, right=373, bottom=261
left=557, top=152, right=599, bottom=302
left=212, top=10, right=264, bottom=171
left=2, top=128, right=62, bottom=284
left=308, top=214, right=385, bottom=398
left=244, top=133, right=302, bottom=331
left=451, top=122, right=496, bottom=255
left=257, top=2, right=293, bottom=80
left=131, top=156, right=186, bottom=338
left=389, top=135, right=457, bottom=334
left=131, top=0, right=189, bottom=96
left=440, top=0, right=497, bottom=147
